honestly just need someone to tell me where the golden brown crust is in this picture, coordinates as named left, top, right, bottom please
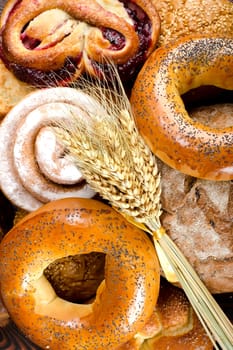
left=0, top=197, right=160, bottom=350
left=0, top=296, right=9, bottom=327
left=0, top=59, right=35, bottom=118
left=152, top=0, right=233, bottom=46
left=144, top=312, right=213, bottom=350
left=0, top=0, right=160, bottom=86
left=130, top=36, right=233, bottom=181
left=118, top=280, right=213, bottom=350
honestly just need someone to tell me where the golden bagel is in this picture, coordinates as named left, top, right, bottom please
left=130, top=36, right=233, bottom=181
left=0, top=197, right=160, bottom=350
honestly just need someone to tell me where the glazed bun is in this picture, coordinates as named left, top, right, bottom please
left=153, top=0, right=233, bottom=46
left=0, top=197, right=160, bottom=350
left=130, top=36, right=233, bottom=180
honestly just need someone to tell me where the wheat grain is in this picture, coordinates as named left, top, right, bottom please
left=55, top=100, right=162, bottom=225
left=53, top=66, right=233, bottom=350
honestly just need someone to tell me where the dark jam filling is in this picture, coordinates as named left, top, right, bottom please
left=91, top=0, right=152, bottom=88
left=21, top=33, right=41, bottom=50
left=5, top=55, right=81, bottom=87
left=0, top=0, right=152, bottom=87
left=101, top=28, right=125, bottom=51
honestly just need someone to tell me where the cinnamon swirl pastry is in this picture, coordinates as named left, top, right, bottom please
left=0, top=87, right=96, bottom=212
left=0, top=0, right=160, bottom=87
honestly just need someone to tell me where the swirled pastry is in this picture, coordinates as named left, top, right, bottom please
left=0, top=0, right=160, bottom=87
left=0, top=87, right=96, bottom=211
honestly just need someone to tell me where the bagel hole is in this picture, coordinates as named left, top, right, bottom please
left=43, top=252, right=106, bottom=304
left=183, top=86, right=233, bottom=128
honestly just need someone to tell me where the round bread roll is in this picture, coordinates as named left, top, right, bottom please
left=158, top=103, right=233, bottom=294
left=130, top=35, right=233, bottom=181
left=0, top=197, right=160, bottom=350
left=152, top=0, right=233, bottom=46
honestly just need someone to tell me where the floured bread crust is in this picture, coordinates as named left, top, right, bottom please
left=159, top=103, right=233, bottom=293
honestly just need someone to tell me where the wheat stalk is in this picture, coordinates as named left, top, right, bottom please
left=53, top=67, right=233, bottom=350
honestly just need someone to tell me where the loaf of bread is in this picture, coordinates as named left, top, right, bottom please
left=159, top=103, right=233, bottom=293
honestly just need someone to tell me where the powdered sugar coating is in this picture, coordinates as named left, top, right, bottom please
left=0, top=87, right=97, bottom=211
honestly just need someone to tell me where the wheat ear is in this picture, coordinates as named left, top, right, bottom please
left=53, top=67, right=233, bottom=350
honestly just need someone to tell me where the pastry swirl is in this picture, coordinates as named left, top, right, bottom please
left=0, top=87, right=96, bottom=211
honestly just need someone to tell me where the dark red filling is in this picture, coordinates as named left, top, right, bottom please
left=21, top=32, right=41, bottom=50
left=91, top=0, right=153, bottom=87
left=0, top=0, right=152, bottom=87
left=7, top=55, right=82, bottom=87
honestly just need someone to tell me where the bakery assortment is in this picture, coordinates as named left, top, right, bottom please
left=0, top=0, right=232, bottom=349
left=0, top=0, right=160, bottom=87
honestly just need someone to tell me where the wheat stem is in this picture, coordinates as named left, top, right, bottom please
left=53, top=67, right=233, bottom=350
left=145, top=221, right=233, bottom=350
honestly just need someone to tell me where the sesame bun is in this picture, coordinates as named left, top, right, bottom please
left=152, top=0, right=233, bottom=46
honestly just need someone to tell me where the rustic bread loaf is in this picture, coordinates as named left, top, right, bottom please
left=159, top=103, right=233, bottom=293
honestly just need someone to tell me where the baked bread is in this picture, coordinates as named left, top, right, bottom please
left=0, top=0, right=160, bottom=87
left=0, top=59, right=35, bottom=118
left=119, top=278, right=213, bottom=349
left=158, top=103, right=233, bottom=293
left=152, top=0, right=233, bottom=46
left=43, top=252, right=106, bottom=304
